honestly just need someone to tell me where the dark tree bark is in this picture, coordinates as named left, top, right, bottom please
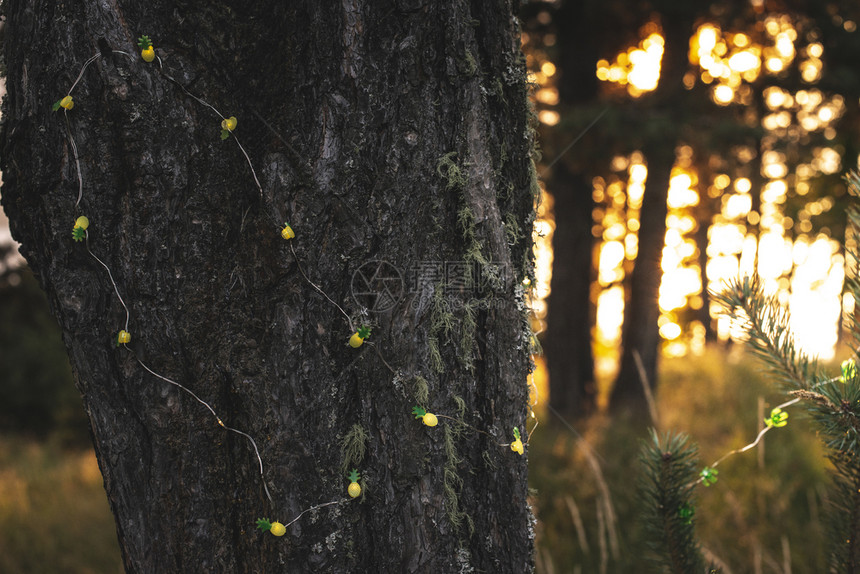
left=1, top=1, right=536, bottom=572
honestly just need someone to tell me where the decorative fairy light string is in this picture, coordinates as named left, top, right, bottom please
left=84, top=236, right=130, bottom=332
left=56, top=34, right=536, bottom=536
left=133, top=354, right=273, bottom=503
left=705, top=397, right=799, bottom=470
left=695, top=372, right=842, bottom=487
left=59, top=46, right=276, bottom=506
left=61, top=52, right=119, bottom=208
left=65, top=113, right=84, bottom=208
left=151, top=54, right=264, bottom=200
left=288, top=242, right=354, bottom=331
left=282, top=499, right=347, bottom=529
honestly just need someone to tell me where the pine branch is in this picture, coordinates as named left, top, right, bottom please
left=800, top=375, right=860, bottom=572
left=844, top=172, right=860, bottom=350
left=712, top=275, right=816, bottom=391
left=639, top=429, right=716, bottom=573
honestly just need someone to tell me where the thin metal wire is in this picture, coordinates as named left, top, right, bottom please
left=65, top=112, right=84, bottom=208
left=708, top=396, right=802, bottom=470
left=283, top=499, right=346, bottom=529
left=289, top=242, right=354, bottom=330
left=64, top=52, right=132, bottom=208
left=695, top=376, right=839, bottom=486
left=85, top=233, right=130, bottom=331
left=68, top=53, right=101, bottom=94
left=154, top=56, right=263, bottom=198
left=231, top=135, right=264, bottom=198
left=526, top=410, right=539, bottom=444
left=133, top=353, right=273, bottom=503
left=64, top=51, right=273, bottom=506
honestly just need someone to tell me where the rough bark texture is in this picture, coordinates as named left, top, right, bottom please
left=1, top=1, right=536, bottom=572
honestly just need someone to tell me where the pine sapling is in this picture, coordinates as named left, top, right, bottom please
left=639, top=429, right=716, bottom=573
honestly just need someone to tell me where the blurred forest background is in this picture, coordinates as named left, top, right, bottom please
left=2, top=0, right=860, bottom=572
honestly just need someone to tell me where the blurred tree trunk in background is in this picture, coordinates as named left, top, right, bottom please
left=544, top=162, right=597, bottom=418
left=0, top=1, right=536, bottom=571
left=542, top=0, right=600, bottom=418
left=610, top=6, right=698, bottom=413
left=610, top=145, right=672, bottom=412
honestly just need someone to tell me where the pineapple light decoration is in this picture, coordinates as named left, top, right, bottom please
left=412, top=406, right=438, bottom=427
left=349, top=326, right=371, bottom=348
left=72, top=216, right=89, bottom=242
left=138, top=35, right=155, bottom=62
left=347, top=469, right=361, bottom=498
left=52, top=95, right=74, bottom=111
left=510, top=427, right=524, bottom=455
left=256, top=518, right=286, bottom=537
left=220, top=116, right=237, bottom=140
left=281, top=223, right=295, bottom=240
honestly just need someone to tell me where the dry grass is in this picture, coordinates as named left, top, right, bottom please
left=531, top=347, right=833, bottom=574
left=0, top=435, right=122, bottom=573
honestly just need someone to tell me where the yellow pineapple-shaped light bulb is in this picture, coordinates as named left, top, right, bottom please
left=256, top=518, right=285, bottom=537
left=72, top=216, right=89, bottom=242
left=510, top=427, right=524, bottom=455
left=281, top=223, right=295, bottom=240
left=116, top=330, right=131, bottom=346
left=221, top=116, right=237, bottom=131
left=53, top=95, right=74, bottom=111
left=138, top=35, right=155, bottom=62
left=412, top=406, right=438, bottom=427
left=347, top=469, right=361, bottom=498
left=349, top=326, right=371, bottom=348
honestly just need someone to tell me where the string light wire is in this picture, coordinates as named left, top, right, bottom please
left=62, top=49, right=274, bottom=508
left=693, top=375, right=839, bottom=486
left=85, top=234, right=130, bottom=331
left=58, top=40, right=535, bottom=533
left=133, top=353, right=273, bottom=503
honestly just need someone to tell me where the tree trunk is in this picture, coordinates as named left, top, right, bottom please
left=540, top=0, right=603, bottom=419
left=610, top=146, right=672, bottom=412
left=544, top=162, right=596, bottom=418
left=610, top=7, right=696, bottom=413
left=1, top=1, right=536, bottom=572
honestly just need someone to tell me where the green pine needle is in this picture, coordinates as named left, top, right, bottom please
left=639, top=429, right=709, bottom=573
left=712, top=275, right=816, bottom=391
